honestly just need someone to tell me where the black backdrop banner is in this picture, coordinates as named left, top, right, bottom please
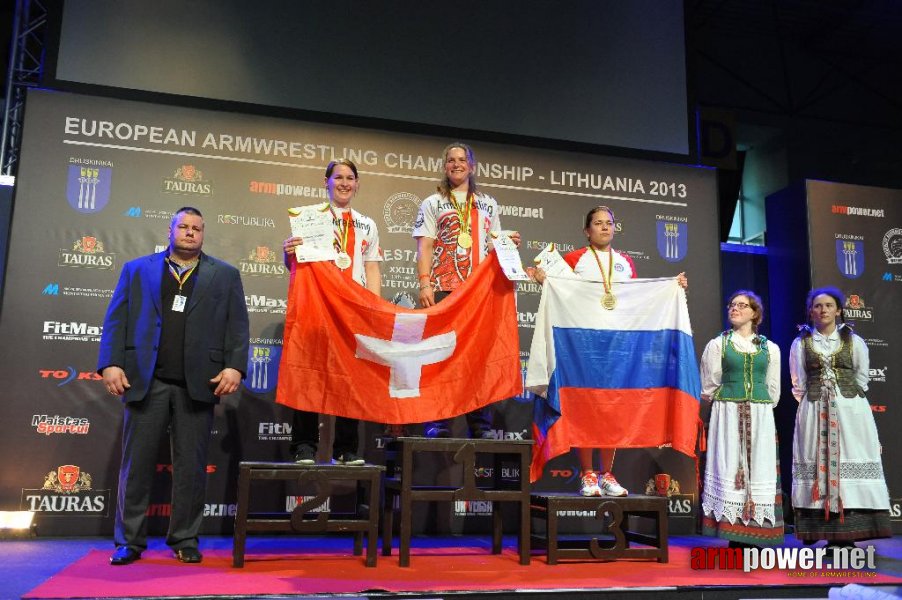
left=0, top=90, right=719, bottom=536
left=805, top=180, right=902, bottom=532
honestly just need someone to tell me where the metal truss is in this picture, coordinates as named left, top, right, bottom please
left=1, top=0, right=48, bottom=178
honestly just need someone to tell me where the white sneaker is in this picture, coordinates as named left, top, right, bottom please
left=599, top=471, right=628, bottom=496
left=579, top=472, right=602, bottom=497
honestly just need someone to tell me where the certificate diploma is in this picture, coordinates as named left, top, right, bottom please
left=492, top=231, right=530, bottom=281
left=288, top=204, right=337, bottom=263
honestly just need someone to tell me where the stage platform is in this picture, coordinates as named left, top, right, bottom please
left=3, top=534, right=900, bottom=600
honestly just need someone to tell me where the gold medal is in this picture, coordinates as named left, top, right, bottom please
left=335, top=252, right=352, bottom=270
left=457, top=231, right=472, bottom=249
left=601, top=291, right=617, bottom=310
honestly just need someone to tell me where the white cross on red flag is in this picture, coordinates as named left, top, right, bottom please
left=275, top=254, right=520, bottom=424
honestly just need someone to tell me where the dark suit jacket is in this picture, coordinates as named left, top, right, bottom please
left=97, top=251, right=250, bottom=403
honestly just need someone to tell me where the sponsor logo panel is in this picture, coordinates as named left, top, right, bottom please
left=66, top=158, right=113, bottom=213
left=843, top=293, right=874, bottom=322
left=162, top=164, right=212, bottom=195
left=58, top=236, right=116, bottom=270
left=835, top=235, right=865, bottom=279
left=831, top=204, right=885, bottom=218
left=32, top=415, right=91, bottom=435
left=42, top=321, right=103, bottom=342
left=39, top=367, right=102, bottom=386
left=249, top=180, right=328, bottom=200
left=883, top=229, right=902, bottom=265
left=21, top=465, right=110, bottom=515
left=42, top=282, right=114, bottom=299
left=258, top=422, right=292, bottom=441
left=239, top=246, right=286, bottom=277
left=656, top=215, right=688, bottom=263
left=245, top=294, right=287, bottom=315
left=217, top=214, right=275, bottom=228
left=383, top=192, right=420, bottom=233
left=246, top=344, right=282, bottom=394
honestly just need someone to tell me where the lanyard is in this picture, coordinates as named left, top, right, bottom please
left=166, top=258, right=197, bottom=292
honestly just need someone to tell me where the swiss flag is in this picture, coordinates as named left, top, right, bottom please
left=276, top=254, right=521, bottom=424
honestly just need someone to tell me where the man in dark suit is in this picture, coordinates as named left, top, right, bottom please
left=98, top=206, right=249, bottom=565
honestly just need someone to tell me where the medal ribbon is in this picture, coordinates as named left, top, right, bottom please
left=588, top=245, right=614, bottom=297
left=331, top=207, right=355, bottom=280
left=165, top=257, right=197, bottom=292
left=469, top=201, right=481, bottom=269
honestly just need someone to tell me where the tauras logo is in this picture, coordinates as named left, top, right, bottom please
left=668, top=495, right=694, bottom=515
left=58, top=236, right=116, bottom=270
left=162, top=164, right=212, bottom=195
left=21, top=465, right=109, bottom=515
left=240, top=246, right=286, bottom=277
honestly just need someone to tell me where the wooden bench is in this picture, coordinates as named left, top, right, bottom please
left=381, top=437, right=533, bottom=567
left=530, top=493, right=668, bottom=564
left=233, top=461, right=384, bottom=567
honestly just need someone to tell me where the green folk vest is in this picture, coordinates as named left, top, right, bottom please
left=714, top=332, right=772, bottom=403
left=803, top=335, right=864, bottom=399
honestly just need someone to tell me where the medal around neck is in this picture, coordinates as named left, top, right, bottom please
left=457, top=231, right=473, bottom=249
left=601, top=291, right=617, bottom=310
left=335, top=252, right=352, bottom=270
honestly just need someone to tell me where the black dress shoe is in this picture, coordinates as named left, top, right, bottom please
left=110, top=546, right=141, bottom=565
left=175, top=547, right=203, bottom=563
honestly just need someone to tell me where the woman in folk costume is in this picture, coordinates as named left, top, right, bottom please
left=790, top=287, right=891, bottom=548
left=700, top=290, right=784, bottom=548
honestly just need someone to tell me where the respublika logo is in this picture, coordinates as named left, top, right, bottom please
left=835, top=235, right=864, bottom=279
left=690, top=545, right=878, bottom=577
left=245, top=344, right=281, bottom=394
left=21, top=465, right=110, bottom=515
left=66, top=159, right=112, bottom=213
left=217, top=214, right=275, bottom=228
left=162, top=164, right=212, bottom=195
left=58, top=236, right=116, bottom=270
left=656, top=216, right=688, bottom=262
left=239, top=247, right=286, bottom=277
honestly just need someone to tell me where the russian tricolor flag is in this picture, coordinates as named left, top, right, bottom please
left=525, top=276, right=702, bottom=482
